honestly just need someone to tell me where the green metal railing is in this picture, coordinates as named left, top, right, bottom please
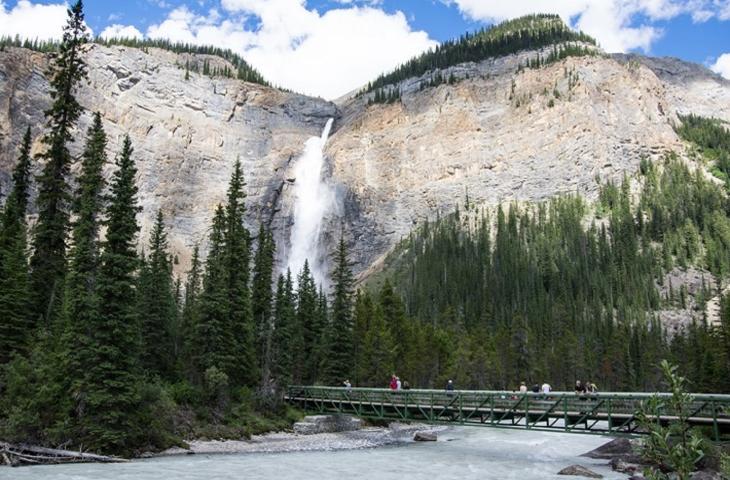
left=285, top=386, right=730, bottom=440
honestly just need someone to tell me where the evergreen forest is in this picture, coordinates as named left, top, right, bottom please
left=2, top=0, right=730, bottom=460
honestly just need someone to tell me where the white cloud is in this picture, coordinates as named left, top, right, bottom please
left=0, top=0, right=70, bottom=42
left=451, top=0, right=729, bottom=53
left=100, top=24, right=144, bottom=40
left=712, top=53, right=730, bottom=79
left=143, top=1, right=436, bottom=99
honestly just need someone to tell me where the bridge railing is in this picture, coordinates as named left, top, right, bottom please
left=285, top=386, right=730, bottom=439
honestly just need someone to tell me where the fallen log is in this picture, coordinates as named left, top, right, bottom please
left=0, top=441, right=127, bottom=467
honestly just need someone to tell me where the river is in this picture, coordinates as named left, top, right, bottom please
left=1, top=428, right=626, bottom=480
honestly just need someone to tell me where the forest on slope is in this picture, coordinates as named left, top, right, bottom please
left=2, top=0, right=730, bottom=460
left=362, top=13, right=596, bottom=100
left=367, top=116, right=730, bottom=394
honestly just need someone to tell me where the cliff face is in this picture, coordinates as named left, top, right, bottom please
left=0, top=44, right=336, bottom=269
left=0, top=43, right=729, bottom=275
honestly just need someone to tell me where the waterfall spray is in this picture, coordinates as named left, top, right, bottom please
left=287, top=118, right=335, bottom=287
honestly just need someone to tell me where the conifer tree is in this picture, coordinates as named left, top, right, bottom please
left=138, top=210, right=178, bottom=378
left=320, top=233, right=355, bottom=384
left=180, top=244, right=202, bottom=375
left=86, top=135, right=144, bottom=454
left=224, top=160, right=256, bottom=385
left=297, top=260, right=320, bottom=383
left=30, top=0, right=89, bottom=326
left=194, top=205, right=232, bottom=378
left=252, top=224, right=275, bottom=383
left=62, top=112, right=107, bottom=409
left=272, top=270, right=296, bottom=385
left=0, top=126, right=33, bottom=363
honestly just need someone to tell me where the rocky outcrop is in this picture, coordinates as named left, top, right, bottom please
left=1, top=44, right=729, bottom=277
left=292, top=415, right=362, bottom=435
left=0, top=44, right=335, bottom=271
left=413, top=431, right=437, bottom=441
left=557, top=464, right=603, bottom=478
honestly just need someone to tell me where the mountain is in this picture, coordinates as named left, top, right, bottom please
left=0, top=16, right=728, bottom=277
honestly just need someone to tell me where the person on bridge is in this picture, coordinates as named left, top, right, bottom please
left=519, top=382, right=528, bottom=393
left=586, top=381, right=598, bottom=395
left=396, top=377, right=402, bottom=390
left=390, top=375, right=397, bottom=390
left=402, top=380, right=411, bottom=390
left=531, top=383, right=540, bottom=393
left=446, top=379, right=455, bottom=395
left=575, top=380, right=587, bottom=395
left=343, top=379, right=352, bottom=391
left=541, top=382, right=551, bottom=394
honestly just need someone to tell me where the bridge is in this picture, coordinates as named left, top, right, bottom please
left=285, top=386, right=730, bottom=440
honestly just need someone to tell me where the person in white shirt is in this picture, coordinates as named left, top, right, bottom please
left=396, top=377, right=402, bottom=390
left=518, top=381, right=527, bottom=393
left=541, top=383, right=551, bottom=394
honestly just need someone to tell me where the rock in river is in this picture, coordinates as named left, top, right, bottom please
left=413, top=431, right=437, bottom=442
left=557, top=465, right=604, bottom=478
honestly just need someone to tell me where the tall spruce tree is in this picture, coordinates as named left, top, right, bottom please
left=320, top=233, right=355, bottom=384
left=224, top=160, right=256, bottom=385
left=194, top=205, right=233, bottom=378
left=87, top=135, right=144, bottom=454
left=271, top=270, right=296, bottom=386
left=180, top=244, right=202, bottom=376
left=252, top=224, right=275, bottom=384
left=30, top=0, right=89, bottom=326
left=138, top=210, right=178, bottom=378
left=0, top=126, right=33, bottom=363
left=297, top=260, right=320, bottom=383
left=61, top=113, right=107, bottom=420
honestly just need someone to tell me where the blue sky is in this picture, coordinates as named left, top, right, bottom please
left=1, top=0, right=729, bottom=98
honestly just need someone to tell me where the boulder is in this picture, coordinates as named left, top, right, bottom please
left=691, top=470, right=723, bottom=480
left=557, top=465, right=604, bottom=478
left=582, top=438, right=634, bottom=459
left=609, top=457, right=638, bottom=474
left=413, top=431, right=437, bottom=442
left=292, top=415, right=362, bottom=435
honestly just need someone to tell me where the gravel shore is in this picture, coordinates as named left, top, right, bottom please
left=158, top=423, right=446, bottom=456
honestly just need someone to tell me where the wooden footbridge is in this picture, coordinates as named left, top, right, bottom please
left=285, top=386, right=730, bottom=440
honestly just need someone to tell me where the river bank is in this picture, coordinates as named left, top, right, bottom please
left=2, top=427, right=626, bottom=480
left=156, top=422, right=445, bottom=456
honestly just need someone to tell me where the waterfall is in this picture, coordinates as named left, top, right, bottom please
left=287, top=118, right=335, bottom=287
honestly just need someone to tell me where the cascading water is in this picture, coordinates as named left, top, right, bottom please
left=287, top=118, right=335, bottom=287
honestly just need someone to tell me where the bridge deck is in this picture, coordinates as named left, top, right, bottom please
left=285, top=386, right=730, bottom=440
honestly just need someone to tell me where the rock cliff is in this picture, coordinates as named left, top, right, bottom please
left=0, top=43, right=729, bottom=276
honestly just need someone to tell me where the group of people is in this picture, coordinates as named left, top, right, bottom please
left=518, top=382, right=552, bottom=394
left=574, top=380, right=598, bottom=395
left=389, top=374, right=411, bottom=390
left=339, top=377, right=598, bottom=395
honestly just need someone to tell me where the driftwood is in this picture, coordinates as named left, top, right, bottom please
left=0, top=442, right=126, bottom=467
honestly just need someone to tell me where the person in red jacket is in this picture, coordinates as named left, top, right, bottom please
left=389, top=374, right=398, bottom=390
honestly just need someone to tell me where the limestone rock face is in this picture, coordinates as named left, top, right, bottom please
left=0, top=44, right=729, bottom=276
left=0, top=44, right=336, bottom=269
left=326, top=51, right=730, bottom=272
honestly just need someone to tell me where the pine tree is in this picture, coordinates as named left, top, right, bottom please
left=0, top=126, right=33, bottom=363
left=320, top=232, right=355, bottom=384
left=272, top=270, right=296, bottom=386
left=30, top=0, right=89, bottom=326
left=194, top=205, right=232, bottom=378
left=61, top=112, right=107, bottom=422
left=297, top=260, right=320, bottom=383
left=251, top=223, right=275, bottom=384
left=180, top=244, right=202, bottom=377
left=223, top=160, right=256, bottom=385
left=86, top=135, right=144, bottom=454
left=138, top=210, right=178, bottom=378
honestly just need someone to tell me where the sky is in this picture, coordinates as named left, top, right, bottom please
left=1, top=0, right=729, bottom=99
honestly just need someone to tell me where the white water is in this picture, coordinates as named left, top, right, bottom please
left=3, top=428, right=625, bottom=480
left=287, top=118, right=336, bottom=287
